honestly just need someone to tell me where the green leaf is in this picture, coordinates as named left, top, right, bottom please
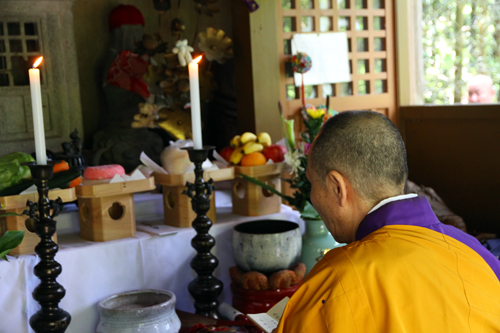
left=0, top=249, right=11, bottom=261
left=300, top=201, right=321, bottom=220
left=0, top=230, right=25, bottom=261
left=0, top=212, right=23, bottom=217
left=284, top=119, right=295, bottom=151
left=0, top=203, right=23, bottom=217
left=280, top=113, right=295, bottom=152
left=303, top=117, right=310, bottom=128
left=309, top=117, right=323, bottom=128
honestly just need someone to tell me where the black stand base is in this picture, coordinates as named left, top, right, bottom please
left=30, top=311, right=71, bottom=333
left=24, top=162, right=71, bottom=332
left=183, top=146, right=223, bottom=319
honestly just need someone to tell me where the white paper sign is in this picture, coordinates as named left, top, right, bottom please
left=109, top=169, right=147, bottom=183
left=292, top=32, right=351, bottom=87
left=136, top=221, right=180, bottom=236
left=140, top=151, right=167, bottom=174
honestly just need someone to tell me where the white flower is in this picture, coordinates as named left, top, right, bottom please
left=285, top=149, right=304, bottom=175
left=198, top=27, right=233, bottom=64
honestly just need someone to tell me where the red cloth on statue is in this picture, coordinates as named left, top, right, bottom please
left=105, top=50, right=150, bottom=100
left=109, top=4, right=145, bottom=30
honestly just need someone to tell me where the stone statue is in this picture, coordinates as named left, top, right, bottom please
left=92, top=4, right=165, bottom=172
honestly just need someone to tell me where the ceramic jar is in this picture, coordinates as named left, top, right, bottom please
left=233, top=220, right=302, bottom=275
left=96, top=289, right=181, bottom=333
left=301, top=218, right=344, bottom=275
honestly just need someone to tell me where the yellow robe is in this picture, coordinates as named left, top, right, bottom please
left=275, top=225, right=500, bottom=332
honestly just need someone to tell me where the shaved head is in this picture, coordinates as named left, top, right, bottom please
left=467, top=75, right=495, bottom=103
left=309, top=111, right=408, bottom=204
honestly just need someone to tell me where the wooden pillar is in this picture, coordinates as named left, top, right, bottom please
left=232, top=1, right=282, bottom=142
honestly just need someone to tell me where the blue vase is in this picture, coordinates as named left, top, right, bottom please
left=300, top=219, right=343, bottom=275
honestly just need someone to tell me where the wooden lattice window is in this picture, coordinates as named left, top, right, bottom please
left=0, top=20, right=43, bottom=87
left=0, top=0, right=83, bottom=158
left=278, top=0, right=397, bottom=125
left=0, top=17, right=50, bottom=144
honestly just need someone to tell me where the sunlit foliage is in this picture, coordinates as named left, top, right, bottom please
left=423, top=1, right=500, bottom=104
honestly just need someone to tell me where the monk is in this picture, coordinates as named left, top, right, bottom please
left=275, top=111, right=500, bottom=332
left=467, top=74, right=495, bottom=103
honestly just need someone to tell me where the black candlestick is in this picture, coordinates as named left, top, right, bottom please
left=182, top=146, right=223, bottom=319
left=24, top=162, right=71, bottom=333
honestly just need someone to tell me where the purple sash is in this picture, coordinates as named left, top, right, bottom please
left=356, top=196, right=500, bottom=281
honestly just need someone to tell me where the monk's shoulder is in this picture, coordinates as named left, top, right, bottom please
left=315, top=229, right=407, bottom=272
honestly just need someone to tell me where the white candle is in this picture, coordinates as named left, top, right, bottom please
left=188, top=56, right=203, bottom=149
left=29, top=57, right=47, bottom=165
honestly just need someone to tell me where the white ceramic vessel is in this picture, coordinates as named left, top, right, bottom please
left=96, top=289, right=181, bottom=333
left=233, top=220, right=302, bottom=274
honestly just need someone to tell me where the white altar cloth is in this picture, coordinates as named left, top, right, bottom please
left=0, top=190, right=302, bottom=333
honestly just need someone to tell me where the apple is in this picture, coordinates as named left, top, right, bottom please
left=263, top=144, right=286, bottom=163
left=219, top=146, right=234, bottom=162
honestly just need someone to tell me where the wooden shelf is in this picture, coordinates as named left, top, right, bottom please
left=75, top=177, right=156, bottom=242
left=152, top=167, right=234, bottom=228
left=232, top=163, right=286, bottom=216
left=0, top=187, right=77, bottom=255
left=0, top=187, right=77, bottom=210
left=235, top=162, right=287, bottom=177
left=75, top=177, right=156, bottom=198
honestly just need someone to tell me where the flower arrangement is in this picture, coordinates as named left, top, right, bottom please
left=239, top=102, right=337, bottom=220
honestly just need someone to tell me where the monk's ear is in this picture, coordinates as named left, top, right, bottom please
left=327, top=170, right=348, bottom=207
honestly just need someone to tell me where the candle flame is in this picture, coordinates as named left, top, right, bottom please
left=192, top=55, right=202, bottom=64
left=33, top=57, right=43, bottom=68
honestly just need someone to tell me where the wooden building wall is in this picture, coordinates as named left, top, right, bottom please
left=400, top=105, right=500, bottom=234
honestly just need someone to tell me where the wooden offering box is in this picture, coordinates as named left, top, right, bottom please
left=76, top=177, right=155, bottom=242
left=233, top=163, right=286, bottom=216
left=153, top=167, right=234, bottom=228
left=0, top=188, right=77, bottom=255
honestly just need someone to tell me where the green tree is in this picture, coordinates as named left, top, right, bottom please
left=423, top=0, right=500, bottom=104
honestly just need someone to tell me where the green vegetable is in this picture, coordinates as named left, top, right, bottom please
left=0, top=169, right=81, bottom=197
left=0, top=152, right=35, bottom=191
left=0, top=152, right=35, bottom=166
left=48, top=169, right=82, bottom=189
left=0, top=179, right=36, bottom=197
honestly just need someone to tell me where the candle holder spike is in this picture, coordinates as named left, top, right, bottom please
left=182, top=146, right=223, bottom=319
left=23, top=162, right=71, bottom=333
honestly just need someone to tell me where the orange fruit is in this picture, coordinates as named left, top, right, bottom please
left=240, top=152, right=267, bottom=166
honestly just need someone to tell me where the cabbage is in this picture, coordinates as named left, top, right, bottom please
left=0, top=152, right=35, bottom=190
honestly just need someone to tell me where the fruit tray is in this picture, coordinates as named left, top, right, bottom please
left=0, top=187, right=77, bottom=255
left=234, top=162, right=287, bottom=177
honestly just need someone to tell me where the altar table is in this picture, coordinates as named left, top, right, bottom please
left=0, top=189, right=303, bottom=333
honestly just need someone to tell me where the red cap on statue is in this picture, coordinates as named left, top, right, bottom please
left=109, top=4, right=145, bottom=31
